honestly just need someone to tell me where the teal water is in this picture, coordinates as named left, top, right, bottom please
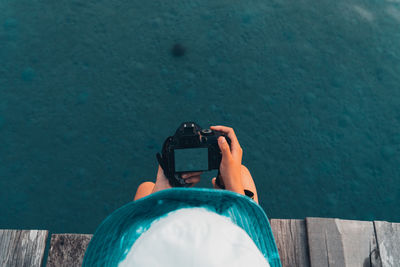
left=1, top=0, right=400, bottom=234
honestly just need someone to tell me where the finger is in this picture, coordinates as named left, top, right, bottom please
left=185, top=176, right=200, bottom=184
left=210, top=126, right=239, bottom=146
left=217, top=136, right=233, bottom=160
left=184, top=174, right=201, bottom=181
left=181, top=172, right=203, bottom=178
left=211, top=177, right=221, bottom=189
left=210, top=126, right=242, bottom=157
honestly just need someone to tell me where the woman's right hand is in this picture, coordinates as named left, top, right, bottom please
left=210, top=125, right=245, bottom=196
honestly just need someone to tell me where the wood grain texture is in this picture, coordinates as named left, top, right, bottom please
left=306, top=218, right=379, bottom=267
left=270, top=219, right=310, bottom=267
left=0, top=229, right=48, bottom=267
left=374, top=221, right=400, bottom=267
left=46, top=234, right=93, bottom=267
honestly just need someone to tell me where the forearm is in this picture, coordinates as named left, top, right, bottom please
left=222, top=171, right=245, bottom=196
left=225, top=183, right=245, bottom=196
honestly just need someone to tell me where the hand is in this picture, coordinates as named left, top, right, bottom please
left=152, top=164, right=203, bottom=193
left=210, top=125, right=244, bottom=195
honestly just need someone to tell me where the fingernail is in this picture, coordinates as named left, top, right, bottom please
left=219, top=137, right=226, bottom=143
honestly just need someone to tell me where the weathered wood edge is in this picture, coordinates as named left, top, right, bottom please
left=0, top=229, right=48, bottom=267
left=306, top=217, right=346, bottom=267
left=306, top=218, right=380, bottom=267
left=270, top=219, right=310, bottom=267
left=335, top=219, right=379, bottom=266
left=46, top=233, right=93, bottom=267
left=374, top=220, right=400, bottom=267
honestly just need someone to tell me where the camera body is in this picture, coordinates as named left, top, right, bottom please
left=156, top=122, right=231, bottom=187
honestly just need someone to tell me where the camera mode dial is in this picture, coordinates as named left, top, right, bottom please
left=201, top=129, right=213, bottom=136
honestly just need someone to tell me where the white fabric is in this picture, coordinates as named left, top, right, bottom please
left=119, top=207, right=270, bottom=267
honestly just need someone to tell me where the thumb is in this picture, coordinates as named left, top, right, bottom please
left=212, top=177, right=220, bottom=189
left=218, top=136, right=232, bottom=159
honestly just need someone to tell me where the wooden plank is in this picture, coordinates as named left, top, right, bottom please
left=374, top=220, right=400, bottom=267
left=0, top=229, right=48, bottom=267
left=46, top=234, right=93, bottom=267
left=306, top=218, right=345, bottom=266
left=270, top=219, right=310, bottom=267
left=306, top=218, right=379, bottom=267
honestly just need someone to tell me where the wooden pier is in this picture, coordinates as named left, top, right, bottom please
left=1, top=218, right=399, bottom=266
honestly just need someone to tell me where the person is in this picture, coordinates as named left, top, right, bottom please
left=134, top=125, right=259, bottom=204
left=82, top=125, right=281, bottom=267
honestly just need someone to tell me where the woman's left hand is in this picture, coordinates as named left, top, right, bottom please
left=152, top=165, right=202, bottom=193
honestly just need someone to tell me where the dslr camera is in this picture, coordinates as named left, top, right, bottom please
left=156, top=122, right=231, bottom=187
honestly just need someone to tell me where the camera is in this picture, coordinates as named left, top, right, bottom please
left=156, top=122, right=231, bottom=187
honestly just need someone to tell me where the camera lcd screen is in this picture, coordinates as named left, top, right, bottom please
left=174, top=147, right=208, bottom=172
